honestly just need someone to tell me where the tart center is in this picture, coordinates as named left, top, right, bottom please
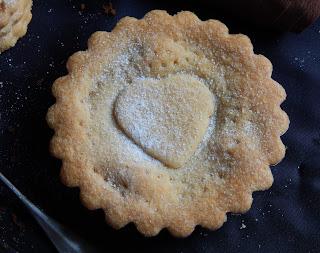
left=114, top=74, right=214, bottom=168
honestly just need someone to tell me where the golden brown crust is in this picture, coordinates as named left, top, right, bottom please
left=0, top=0, right=21, bottom=29
left=0, top=0, right=32, bottom=53
left=47, top=10, right=289, bottom=237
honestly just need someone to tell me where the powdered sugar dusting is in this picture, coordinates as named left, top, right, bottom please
left=86, top=36, right=231, bottom=176
left=3, top=0, right=17, bottom=6
left=114, top=74, right=215, bottom=169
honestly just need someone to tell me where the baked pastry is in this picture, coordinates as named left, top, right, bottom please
left=0, top=0, right=32, bottom=53
left=47, top=10, right=289, bottom=237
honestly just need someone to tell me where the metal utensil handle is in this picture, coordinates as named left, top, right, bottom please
left=0, top=172, right=96, bottom=253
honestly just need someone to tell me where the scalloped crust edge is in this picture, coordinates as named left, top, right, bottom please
left=46, top=10, right=289, bottom=237
left=0, top=0, right=32, bottom=53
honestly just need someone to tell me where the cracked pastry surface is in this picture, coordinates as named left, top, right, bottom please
left=0, top=0, right=32, bottom=53
left=47, top=10, right=289, bottom=237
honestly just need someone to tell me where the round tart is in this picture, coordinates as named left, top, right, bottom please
left=0, top=0, right=32, bottom=53
left=47, top=10, right=289, bottom=237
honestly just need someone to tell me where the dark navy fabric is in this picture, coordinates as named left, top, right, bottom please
left=0, top=1, right=319, bottom=252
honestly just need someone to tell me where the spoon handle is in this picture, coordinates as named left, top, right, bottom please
left=0, top=172, right=96, bottom=253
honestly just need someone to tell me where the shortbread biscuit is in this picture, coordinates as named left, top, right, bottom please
left=0, top=0, right=29, bottom=31
left=0, top=0, right=32, bottom=53
left=0, top=0, right=20, bottom=29
left=47, top=10, right=289, bottom=237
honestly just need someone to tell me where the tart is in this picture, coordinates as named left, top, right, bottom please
left=47, top=10, right=289, bottom=237
left=0, top=0, right=32, bottom=53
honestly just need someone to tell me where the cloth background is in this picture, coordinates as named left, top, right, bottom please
left=0, top=1, right=319, bottom=252
left=207, top=0, right=320, bottom=32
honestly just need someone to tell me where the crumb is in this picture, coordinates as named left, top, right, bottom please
left=200, top=231, right=208, bottom=237
left=11, top=213, right=18, bottom=225
left=80, top=3, right=85, bottom=11
left=36, top=78, right=44, bottom=86
left=102, top=2, right=116, bottom=16
left=240, top=222, right=246, bottom=230
left=11, top=213, right=24, bottom=230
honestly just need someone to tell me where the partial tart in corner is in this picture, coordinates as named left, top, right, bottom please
left=0, top=0, right=32, bottom=53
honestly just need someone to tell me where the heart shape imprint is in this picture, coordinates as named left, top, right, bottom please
left=114, top=74, right=214, bottom=169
